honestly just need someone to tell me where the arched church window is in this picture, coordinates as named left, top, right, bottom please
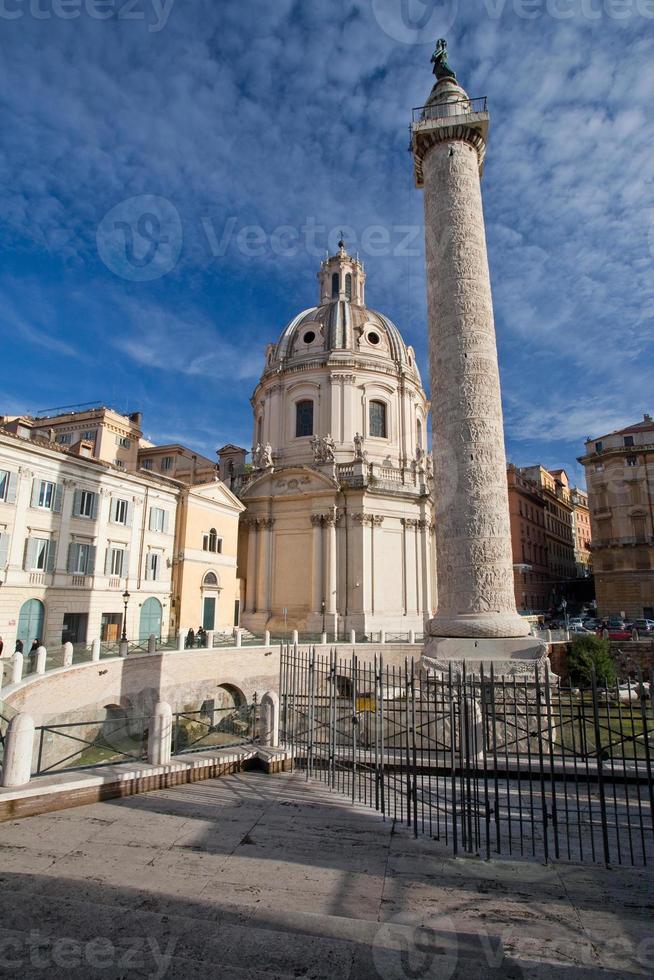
left=345, top=273, right=352, bottom=300
left=331, top=273, right=339, bottom=298
left=257, top=417, right=263, bottom=444
left=203, top=571, right=219, bottom=587
left=295, top=400, right=314, bottom=438
left=416, top=418, right=423, bottom=450
left=369, top=400, right=387, bottom=439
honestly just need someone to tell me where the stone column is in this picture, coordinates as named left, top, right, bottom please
left=258, top=518, right=274, bottom=614
left=412, top=76, right=529, bottom=646
left=311, top=514, right=324, bottom=613
left=324, top=511, right=338, bottom=616
left=245, top=518, right=258, bottom=613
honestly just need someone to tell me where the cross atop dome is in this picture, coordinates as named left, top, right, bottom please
left=317, top=237, right=365, bottom=305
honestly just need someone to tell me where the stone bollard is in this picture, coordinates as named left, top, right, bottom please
left=320, top=632, right=327, bottom=645
left=260, top=691, right=280, bottom=747
left=381, top=630, right=387, bottom=644
left=235, top=629, right=242, bottom=648
left=148, top=701, right=173, bottom=766
left=91, top=638, right=101, bottom=662
left=264, top=630, right=271, bottom=647
left=35, top=646, right=47, bottom=675
left=62, top=641, right=74, bottom=668
left=409, top=630, right=416, bottom=645
left=205, top=630, right=214, bottom=649
left=148, top=634, right=157, bottom=655
left=291, top=629, right=299, bottom=645
left=546, top=630, right=552, bottom=643
left=119, top=639, right=129, bottom=658
left=1, top=713, right=35, bottom=787
left=11, top=652, right=24, bottom=685
left=349, top=629, right=356, bottom=645
left=177, top=630, right=185, bottom=652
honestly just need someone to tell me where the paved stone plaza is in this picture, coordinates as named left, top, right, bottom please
left=0, top=771, right=652, bottom=978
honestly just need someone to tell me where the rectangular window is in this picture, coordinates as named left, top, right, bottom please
left=141, top=459, right=153, bottom=470
left=110, top=548, right=124, bottom=576
left=145, top=551, right=160, bottom=581
left=81, top=430, right=95, bottom=441
left=624, top=435, right=634, bottom=447
left=37, top=481, right=54, bottom=509
left=369, top=400, right=388, bottom=438
left=161, top=456, right=173, bottom=471
left=594, top=441, right=603, bottom=453
left=595, top=463, right=604, bottom=473
left=25, top=536, right=56, bottom=572
left=295, top=400, right=314, bottom=438
left=0, top=470, right=7, bottom=501
left=149, top=507, right=167, bottom=533
left=56, top=433, right=72, bottom=445
left=114, top=459, right=125, bottom=469
left=113, top=498, right=129, bottom=524
left=116, top=436, right=131, bottom=449
left=68, top=542, right=94, bottom=575
left=627, top=456, right=637, bottom=467
left=74, top=489, right=98, bottom=519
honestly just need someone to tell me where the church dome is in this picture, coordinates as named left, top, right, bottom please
left=262, top=240, right=421, bottom=384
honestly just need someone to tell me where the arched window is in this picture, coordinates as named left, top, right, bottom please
left=331, top=272, right=339, bottom=298
left=296, top=400, right=314, bottom=437
left=203, top=529, right=222, bottom=553
left=203, top=571, right=219, bottom=587
left=345, top=273, right=352, bottom=300
left=416, top=418, right=423, bottom=450
left=369, top=400, right=387, bottom=439
left=256, top=417, right=263, bottom=444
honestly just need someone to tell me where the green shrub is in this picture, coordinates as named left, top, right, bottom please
left=566, top=635, right=617, bottom=688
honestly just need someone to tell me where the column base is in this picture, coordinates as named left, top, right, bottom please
left=427, top=611, right=531, bottom=639
left=422, top=635, right=552, bottom=679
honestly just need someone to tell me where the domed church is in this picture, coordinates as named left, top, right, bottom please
left=238, top=241, right=435, bottom=635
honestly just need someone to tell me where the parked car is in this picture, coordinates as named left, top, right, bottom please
left=568, top=618, right=585, bottom=629
left=633, top=619, right=654, bottom=635
left=569, top=624, right=594, bottom=635
left=597, top=623, right=636, bottom=641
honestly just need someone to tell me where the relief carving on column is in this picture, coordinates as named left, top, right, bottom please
left=401, top=518, right=420, bottom=528
left=260, top=518, right=275, bottom=530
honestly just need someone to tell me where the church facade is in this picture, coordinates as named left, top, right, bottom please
left=237, top=243, right=435, bottom=635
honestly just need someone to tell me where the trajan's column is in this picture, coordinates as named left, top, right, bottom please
left=411, top=41, right=543, bottom=669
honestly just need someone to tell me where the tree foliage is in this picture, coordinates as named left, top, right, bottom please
left=566, top=634, right=617, bottom=688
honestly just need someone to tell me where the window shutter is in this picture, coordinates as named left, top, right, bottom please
left=31, top=479, right=40, bottom=508
left=67, top=543, right=77, bottom=573
left=125, top=501, right=133, bottom=527
left=46, top=538, right=57, bottom=573
left=163, top=510, right=169, bottom=534
left=87, top=545, right=96, bottom=575
left=0, top=532, right=8, bottom=568
left=105, top=547, right=113, bottom=575
left=144, top=553, right=151, bottom=581
left=24, top=538, right=37, bottom=571
left=149, top=508, right=155, bottom=531
left=90, top=493, right=98, bottom=520
left=73, top=489, right=82, bottom=517
left=122, top=550, right=130, bottom=578
left=53, top=483, right=63, bottom=514
left=6, top=472, right=18, bottom=504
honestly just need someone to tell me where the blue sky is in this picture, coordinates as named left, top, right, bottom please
left=1, top=0, right=652, bottom=488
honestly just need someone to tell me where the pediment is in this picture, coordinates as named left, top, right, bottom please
left=241, top=465, right=338, bottom=499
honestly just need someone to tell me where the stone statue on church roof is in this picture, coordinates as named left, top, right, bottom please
left=431, top=38, right=457, bottom=81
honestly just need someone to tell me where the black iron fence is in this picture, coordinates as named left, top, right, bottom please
left=280, top=648, right=654, bottom=867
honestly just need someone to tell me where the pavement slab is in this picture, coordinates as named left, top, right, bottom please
left=0, top=769, right=652, bottom=978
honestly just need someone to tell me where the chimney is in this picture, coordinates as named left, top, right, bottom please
left=644, top=413, right=652, bottom=424
left=129, top=411, right=143, bottom=428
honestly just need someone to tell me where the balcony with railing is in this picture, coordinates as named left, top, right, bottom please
left=411, top=96, right=487, bottom=124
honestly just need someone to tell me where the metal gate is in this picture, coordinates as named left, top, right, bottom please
left=280, top=647, right=654, bottom=867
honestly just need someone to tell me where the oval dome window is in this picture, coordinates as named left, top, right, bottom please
left=368, top=331, right=381, bottom=345
left=303, top=331, right=316, bottom=344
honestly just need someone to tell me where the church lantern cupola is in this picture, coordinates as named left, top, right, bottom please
left=317, top=237, right=366, bottom=306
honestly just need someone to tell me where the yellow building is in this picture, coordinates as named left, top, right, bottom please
left=173, top=481, right=245, bottom=633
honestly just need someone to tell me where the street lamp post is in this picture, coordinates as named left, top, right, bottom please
left=120, top=589, right=130, bottom=657
left=321, top=599, right=326, bottom=634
